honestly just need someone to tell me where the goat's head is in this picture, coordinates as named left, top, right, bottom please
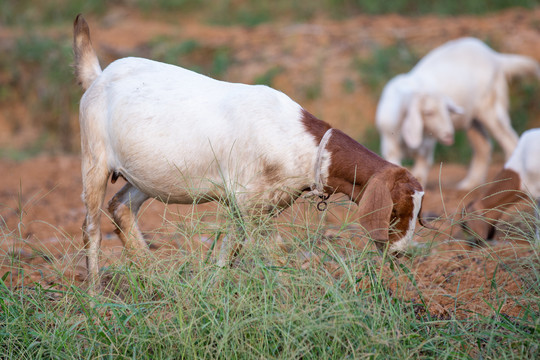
left=356, top=167, right=424, bottom=254
left=460, top=168, right=522, bottom=242
left=402, top=93, right=464, bottom=149
left=460, top=201, right=497, bottom=242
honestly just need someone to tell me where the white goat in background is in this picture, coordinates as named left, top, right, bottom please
left=73, top=15, right=425, bottom=290
left=376, top=37, right=540, bottom=190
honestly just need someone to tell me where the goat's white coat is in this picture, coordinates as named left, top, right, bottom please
left=81, top=58, right=330, bottom=209
left=376, top=37, right=540, bottom=189
left=73, top=15, right=424, bottom=291
left=504, top=129, right=540, bottom=198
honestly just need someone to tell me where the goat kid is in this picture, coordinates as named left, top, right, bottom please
left=73, top=15, right=424, bottom=288
left=376, top=37, right=540, bottom=190
left=463, top=129, right=540, bottom=241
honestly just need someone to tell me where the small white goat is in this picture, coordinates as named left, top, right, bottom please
left=376, top=37, right=540, bottom=190
left=463, top=128, right=540, bottom=241
left=73, top=15, right=424, bottom=287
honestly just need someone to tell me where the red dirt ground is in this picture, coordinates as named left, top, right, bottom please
left=1, top=7, right=540, bottom=318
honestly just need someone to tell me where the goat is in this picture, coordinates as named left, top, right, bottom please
left=462, top=129, right=540, bottom=241
left=376, top=37, right=540, bottom=190
left=73, top=15, right=424, bottom=288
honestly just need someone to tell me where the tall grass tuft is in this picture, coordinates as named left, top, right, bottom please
left=1, top=194, right=539, bottom=359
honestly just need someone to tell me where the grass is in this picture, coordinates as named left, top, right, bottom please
left=1, top=191, right=539, bottom=359
left=355, top=41, right=420, bottom=96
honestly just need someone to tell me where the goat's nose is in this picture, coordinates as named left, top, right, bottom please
left=440, top=133, right=454, bottom=146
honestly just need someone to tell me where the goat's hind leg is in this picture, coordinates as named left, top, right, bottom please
left=81, top=163, right=110, bottom=292
left=108, top=182, right=150, bottom=254
left=217, top=202, right=250, bottom=267
left=457, top=121, right=492, bottom=190
left=535, top=198, right=540, bottom=243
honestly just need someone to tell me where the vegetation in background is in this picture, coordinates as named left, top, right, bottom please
left=254, top=66, right=284, bottom=87
left=1, top=1, right=540, bottom=155
left=355, top=42, right=419, bottom=96
left=3, top=0, right=538, bottom=27
left=357, top=42, right=540, bottom=163
left=0, top=34, right=80, bottom=152
left=147, top=36, right=232, bottom=78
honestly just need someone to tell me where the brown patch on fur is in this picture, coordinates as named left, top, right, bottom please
left=300, top=108, right=424, bottom=246
left=300, top=109, right=332, bottom=144
left=262, top=161, right=282, bottom=185
left=464, top=168, right=522, bottom=240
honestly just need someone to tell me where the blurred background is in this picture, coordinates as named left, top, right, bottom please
left=1, top=0, right=540, bottom=164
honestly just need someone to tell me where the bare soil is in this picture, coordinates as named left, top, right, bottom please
left=1, top=7, right=540, bottom=318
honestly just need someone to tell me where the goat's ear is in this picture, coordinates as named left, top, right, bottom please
left=445, top=97, right=464, bottom=115
left=357, top=176, right=393, bottom=243
left=402, top=95, right=424, bottom=149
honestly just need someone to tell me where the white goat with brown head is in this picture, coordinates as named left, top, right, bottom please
left=376, top=37, right=540, bottom=190
left=73, top=15, right=424, bottom=289
left=462, top=129, right=540, bottom=241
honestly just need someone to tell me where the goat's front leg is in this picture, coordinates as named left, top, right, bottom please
left=217, top=224, right=246, bottom=267
left=380, top=133, right=403, bottom=166
left=108, top=182, right=150, bottom=254
left=535, top=198, right=540, bottom=243
left=457, top=121, right=492, bottom=190
left=411, top=138, right=436, bottom=188
left=81, top=163, right=110, bottom=293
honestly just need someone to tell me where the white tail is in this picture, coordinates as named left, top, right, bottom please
left=73, top=14, right=102, bottom=90
left=498, top=53, right=540, bottom=80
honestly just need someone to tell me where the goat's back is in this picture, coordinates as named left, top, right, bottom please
left=410, top=38, right=499, bottom=104
left=505, top=128, right=540, bottom=198
left=80, top=57, right=320, bottom=204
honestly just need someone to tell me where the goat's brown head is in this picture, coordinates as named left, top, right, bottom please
left=300, top=109, right=425, bottom=253
left=461, top=168, right=522, bottom=242
left=356, top=167, right=424, bottom=253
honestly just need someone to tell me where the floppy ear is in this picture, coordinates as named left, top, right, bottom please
left=402, top=95, right=424, bottom=149
left=357, top=176, right=393, bottom=243
left=445, top=96, right=464, bottom=115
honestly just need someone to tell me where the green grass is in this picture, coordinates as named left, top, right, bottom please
left=254, top=66, right=284, bottom=87
left=1, top=197, right=539, bottom=359
left=355, top=42, right=420, bottom=96
left=147, top=36, right=232, bottom=78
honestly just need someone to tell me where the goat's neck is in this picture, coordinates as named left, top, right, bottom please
left=325, top=130, right=392, bottom=201
left=301, top=109, right=392, bottom=202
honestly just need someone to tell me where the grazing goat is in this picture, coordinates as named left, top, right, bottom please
left=73, top=15, right=424, bottom=288
left=462, top=129, right=540, bottom=241
left=376, top=37, right=540, bottom=190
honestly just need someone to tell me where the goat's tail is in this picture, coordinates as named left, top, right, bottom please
left=498, top=53, right=540, bottom=81
left=73, top=14, right=102, bottom=90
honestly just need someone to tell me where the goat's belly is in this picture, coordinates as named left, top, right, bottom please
left=116, top=164, right=226, bottom=204
left=114, top=162, right=303, bottom=213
